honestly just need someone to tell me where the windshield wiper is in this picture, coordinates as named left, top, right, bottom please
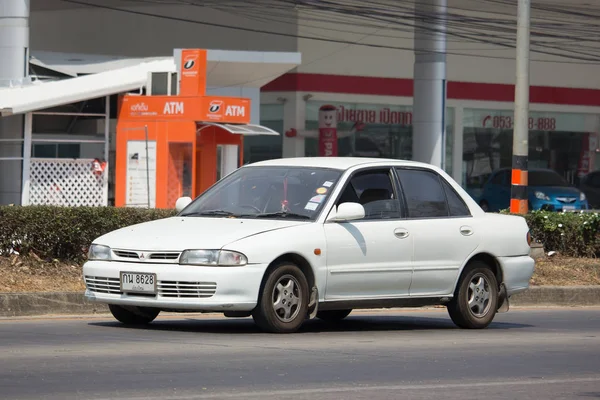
left=180, top=210, right=236, bottom=217
left=256, top=211, right=311, bottom=220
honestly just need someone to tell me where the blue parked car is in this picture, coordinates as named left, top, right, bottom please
left=476, top=168, right=589, bottom=212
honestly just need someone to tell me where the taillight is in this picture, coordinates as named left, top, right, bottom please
left=527, top=231, right=532, bottom=246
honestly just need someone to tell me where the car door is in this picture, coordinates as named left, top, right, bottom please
left=323, top=167, right=414, bottom=299
left=394, top=167, right=481, bottom=297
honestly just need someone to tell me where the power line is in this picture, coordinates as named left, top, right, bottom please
left=59, top=0, right=600, bottom=65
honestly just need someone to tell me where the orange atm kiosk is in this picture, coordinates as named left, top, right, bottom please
left=115, top=49, right=278, bottom=209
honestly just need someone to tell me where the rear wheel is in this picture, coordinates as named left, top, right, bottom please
left=252, top=263, right=309, bottom=333
left=108, top=304, right=160, bottom=325
left=317, top=309, right=352, bottom=322
left=447, top=262, right=498, bottom=329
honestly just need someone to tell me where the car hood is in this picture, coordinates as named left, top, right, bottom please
left=94, top=217, right=309, bottom=251
left=529, top=185, right=581, bottom=197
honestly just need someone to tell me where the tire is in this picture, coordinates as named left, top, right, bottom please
left=252, top=263, right=309, bottom=333
left=317, top=309, right=352, bottom=322
left=108, top=304, right=160, bottom=325
left=447, top=262, right=498, bottom=329
left=479, top=200, right=490, bottom=212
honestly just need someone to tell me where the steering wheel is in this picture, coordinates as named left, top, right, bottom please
left=237, top=204, right=262, bottom=213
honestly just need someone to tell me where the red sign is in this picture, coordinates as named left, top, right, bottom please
left=179, top=49, right=207, bottom=97
left=578, top=133, right=591, bottom=177
left=319, top=127, right=338, bottom=157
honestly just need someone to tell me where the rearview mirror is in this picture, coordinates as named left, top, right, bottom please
left=327, top=202, right=365, bottom=222
left=175, top=196, right=192, bottom=212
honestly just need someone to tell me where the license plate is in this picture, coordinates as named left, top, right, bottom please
left=120, top=272, right=157, bottom=294
left=562, top=205, right=576, bottom=211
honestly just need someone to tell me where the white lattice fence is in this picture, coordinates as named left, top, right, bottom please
left=28, top=159, right=108, bottom=207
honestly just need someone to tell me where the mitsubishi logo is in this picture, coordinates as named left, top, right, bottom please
left=139, top=252, right=146, bottom=259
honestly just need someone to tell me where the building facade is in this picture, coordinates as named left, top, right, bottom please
left=1, top=0, right=600, bottom=205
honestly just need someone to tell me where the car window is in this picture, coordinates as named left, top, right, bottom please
left=337, top=169, right=401, bottom=220
left=441, top=178, right=471, bottom=217
left=181, top=166, right=342, bottom=220
left=396, top=168, right=449, bottom=218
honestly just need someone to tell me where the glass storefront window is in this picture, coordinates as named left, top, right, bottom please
left=462, top=108, right=600, bottom=194
left=303, top=101, right=454, bottom=175
left=243, top=104, right=284, bottom=164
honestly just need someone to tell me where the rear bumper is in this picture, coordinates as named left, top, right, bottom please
left=498, top=255, right=535, bottom=296
left=82, top=260, right=269, bottom=312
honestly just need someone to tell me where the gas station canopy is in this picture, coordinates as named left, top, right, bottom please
left=0, top=49, right=301, bottom=116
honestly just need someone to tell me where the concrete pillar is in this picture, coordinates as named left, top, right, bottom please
left=282, top=93, right=306, bottom=158
left=0, top=0, right=30, bottom=205
left=412, top=0, right=447, bottom=169
left=0, top=0, right=30, bottom=87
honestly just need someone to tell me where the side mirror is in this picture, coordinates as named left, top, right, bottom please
left=327, top=202, right=365, bottom=222
left=175, top=196, right=192, bottom=212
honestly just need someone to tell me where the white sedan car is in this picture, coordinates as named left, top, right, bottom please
left=83, top=157, right=535, bottom=333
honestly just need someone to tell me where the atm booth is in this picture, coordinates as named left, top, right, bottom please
left=114, top=49, right=280, bottom=209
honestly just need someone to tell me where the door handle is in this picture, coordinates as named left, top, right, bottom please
left=460, top=226, right=474, bottom=236
left=394, top=228, right=409, bottom=239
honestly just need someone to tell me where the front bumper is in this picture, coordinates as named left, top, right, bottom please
left=532, top=199, right=588, bottom=212
left=82, top=260, right=269, bottom=312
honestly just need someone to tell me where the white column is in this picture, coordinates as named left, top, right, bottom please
left=282, top=93, right=306, bottom=158
left=221, top=144, right=240, bottom=177
left=0, top=0, right=30, bottom=87
left=103, top=95, right=110, bottom=206
left=20, top=112, right=32, bottom=205
left=0, top=0, right=30, bottom=205
left=412, top=0, right=447, bottom=168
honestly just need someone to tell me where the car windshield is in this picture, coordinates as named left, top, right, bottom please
left=529, top=170, right=570, bottom=187
left=180, top=166, right=343, bottom=220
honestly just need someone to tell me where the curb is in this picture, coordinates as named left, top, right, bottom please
left=1, top=287, right=600, bottom=318
left=510, top=286, right=600, bottom=307
left=0, top=292, right=108, bottom=317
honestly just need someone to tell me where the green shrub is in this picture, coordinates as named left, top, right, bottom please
left=1, top=206, right=599, bottom=262
left=501, top=209, right=600, bottom=257
left=0, top=206, right=176, bottom=262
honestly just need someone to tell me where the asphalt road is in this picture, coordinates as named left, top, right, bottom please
left=1, top=307, right=600, bottom=400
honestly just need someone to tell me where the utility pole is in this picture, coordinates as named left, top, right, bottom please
left=413, top=0, right=447, bottom=170
left=510, top=0, right=531, bottom=215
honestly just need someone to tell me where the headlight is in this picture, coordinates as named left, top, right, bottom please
left=179, top=249, right=247, bottom=266
left=535, top=191, right=550, bottom=201
left=88, top=244, right=111, bottom=260
left=580, top=192, right=587, bottom=201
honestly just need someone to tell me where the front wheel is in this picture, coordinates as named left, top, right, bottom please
left=108, top=304, right=160, bottom=325
left=447, top=262, right=498, bottom=329
left=252, top=264, right=309, bottom=333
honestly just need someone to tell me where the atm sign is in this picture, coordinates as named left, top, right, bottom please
left=203, top=97, right=250, bottom=124
left=225, top=105, right=245, bottom=117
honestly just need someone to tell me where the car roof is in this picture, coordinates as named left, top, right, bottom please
left=246, top=157, right=432, bottom=171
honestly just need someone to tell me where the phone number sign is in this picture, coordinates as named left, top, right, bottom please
left=482, top=115, right=557, bottom=131
left=465, top=109, right=592, bottom=133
